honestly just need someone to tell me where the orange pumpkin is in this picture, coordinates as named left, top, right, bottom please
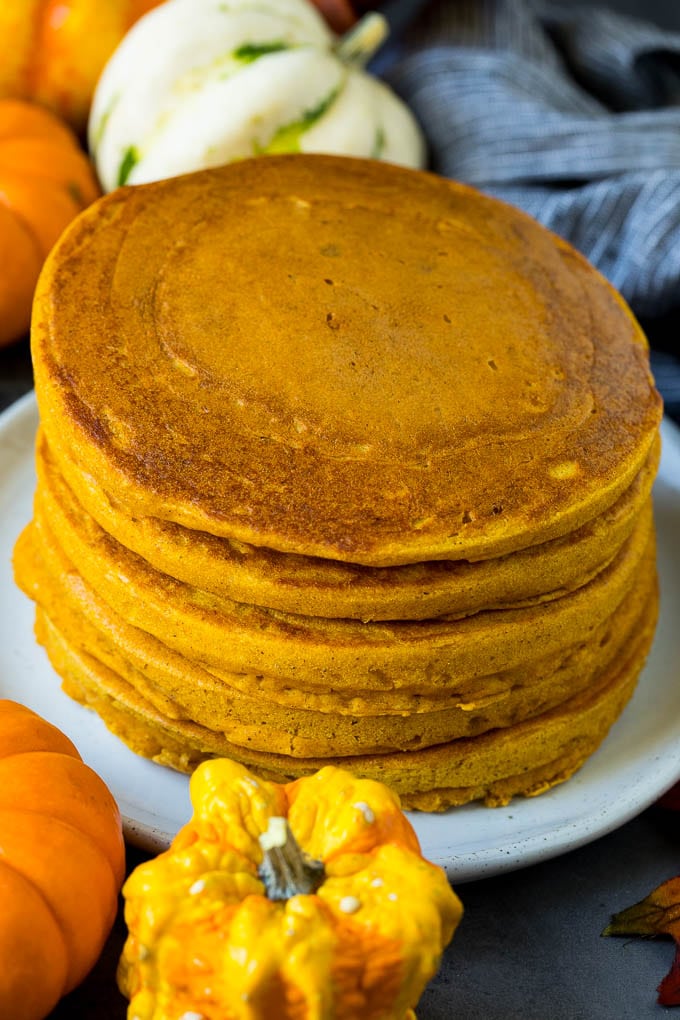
left=0, top=0, right=163, bottom=133
left=0, top=98, right=100, bottom=348
left=0, top=699, right=126, bottom=1020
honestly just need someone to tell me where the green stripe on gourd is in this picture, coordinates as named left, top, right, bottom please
left=246, top=13, right=388, bottom=156
left=255, top=85, right=341, bottom=155
left=90, top=93, right=120, bottom=157
left=233, top=40, right=290, bottom=63
left=371, top=126, right=386, bottom=160
left=117, top=146, right=140, bottom=186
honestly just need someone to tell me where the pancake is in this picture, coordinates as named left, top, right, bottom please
left=41, top=427, right=661, bottom=621
left=31, top=155, right=662, bottom=567
left=14, top=511, right=655, bottom=718
left=31, top=453, right=655, bottom=692
left=20, top=153, right=663, bottom=810
left=32, top=576, right=658, bottom=809
left=14, top=518, right=656, bottom=756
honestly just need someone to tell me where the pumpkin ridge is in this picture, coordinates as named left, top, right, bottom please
left=0, top=855, right=71, bottom=985
left=0, top=698, right=81, bottom=759
left=0, top=190, right=42, bottom=260
left=0, top=807, right=120, bottom=991
left=0, top=749, right=125, bottom=883
left=0, top=805, right=121, bottom=904
left=0, top=747, right=72, bottom=762
left=0, top=186, right=67, bottom=262
left=0, top=857, right=73, bottom=1019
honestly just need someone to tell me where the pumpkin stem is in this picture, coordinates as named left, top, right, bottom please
left=258, top=816, right=324, bottom=902
left=335, top=11, right=389, bottom=68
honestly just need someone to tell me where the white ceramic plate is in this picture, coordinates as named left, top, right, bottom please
left=2, top=391, right=680, bottom=882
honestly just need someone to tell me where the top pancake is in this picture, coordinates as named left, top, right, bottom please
left=31, top=155, right=662, bottom=566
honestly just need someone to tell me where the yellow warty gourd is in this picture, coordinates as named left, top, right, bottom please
left=118, top=759, right=462, bottom=1020
left=89, top=0, right=425, bottom=191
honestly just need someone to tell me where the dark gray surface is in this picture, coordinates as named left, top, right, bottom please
left=423, top=808, right=680, bottom=1019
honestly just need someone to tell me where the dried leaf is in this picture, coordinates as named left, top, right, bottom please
left=603, top=877, right=680, bottom=940
left=658, top=946, right=680, bottom=1007
left=603, top=877, right=680, bottom=1006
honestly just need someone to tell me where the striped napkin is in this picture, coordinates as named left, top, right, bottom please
left=381, top=0, right=680, bottom=417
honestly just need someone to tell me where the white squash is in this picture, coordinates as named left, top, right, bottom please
left=89, top=0, right=425, bottom=191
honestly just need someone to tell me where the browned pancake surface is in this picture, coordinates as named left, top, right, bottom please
left=32, top=155, right=662, bottom=566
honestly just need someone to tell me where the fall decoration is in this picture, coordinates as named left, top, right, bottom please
left=89, top=0, right=425, bottom=192
left=0, top=98, right=100, bottom=347
left=603, top=875, right=680, bottom=1006
left=118, top=758, right=462, bottom=1019
left=0, top=0, right=163, bottom=133
left=0, top=699, right=126, bottom=1020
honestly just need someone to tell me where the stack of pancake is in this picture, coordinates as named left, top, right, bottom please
left=14, top=155, right=663, bottom=810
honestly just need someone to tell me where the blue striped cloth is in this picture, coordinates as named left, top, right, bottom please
left=384, top=0, right=680, bottom=323
left=380, top=0, right=680, bottom=417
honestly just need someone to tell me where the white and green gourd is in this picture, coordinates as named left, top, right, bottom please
left=88, top=0, right=426, bottom=191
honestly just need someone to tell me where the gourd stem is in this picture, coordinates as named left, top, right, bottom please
left=335, top=11, right=389, bottom=68
left=258, top=816, right=325, bottom=902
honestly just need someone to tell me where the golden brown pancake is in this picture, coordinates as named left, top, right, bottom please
left=14, top=517, right=656, bottom=756
left=32, top=579, right=658, bottom=810
left=40, top=428, right=660, bottom=621
left=32, top=155, right=662, bottom=567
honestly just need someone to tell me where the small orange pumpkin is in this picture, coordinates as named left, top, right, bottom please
left=0, top=0, right=163, bottom=133
left=0, top=98, right=100, bottom=348
left=0, top=699, right=126, bottom=1020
